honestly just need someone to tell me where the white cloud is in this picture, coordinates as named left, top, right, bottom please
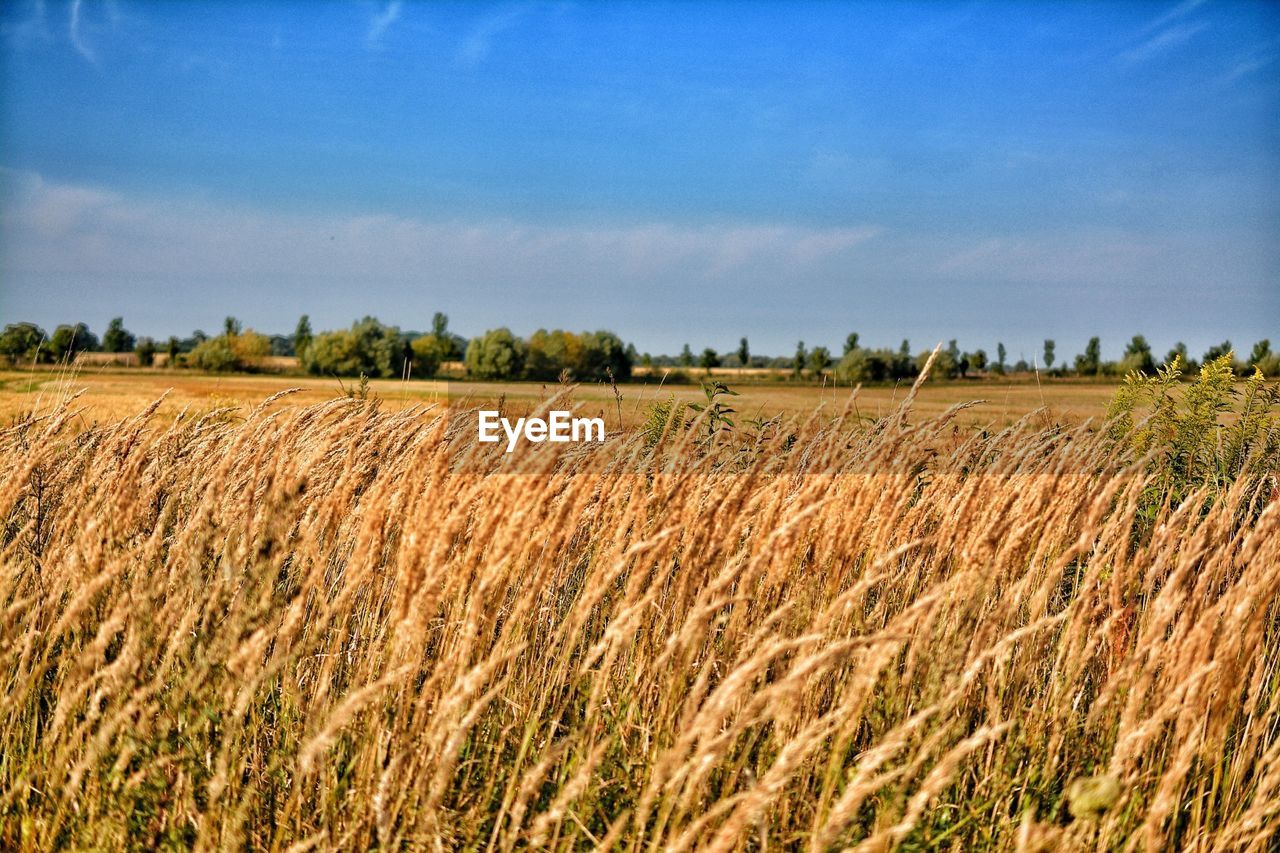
left=456, top=4, right=533, bottom=67
left=69, top=0, right=95, bottom=63
left=0, top=170, right=882, bottom=286
left=366, top=1, right=402, bottom=49
left=935, top=230, right=1167, bottom=284
left=1145, top=0, right=1209, bottom=33
left=1120, top=21, right=1208, bottom=66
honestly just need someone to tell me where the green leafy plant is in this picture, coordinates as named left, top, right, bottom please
left=688, top=380, right=739, bottom=443
left=1106, top=353, right=1279, bottom=529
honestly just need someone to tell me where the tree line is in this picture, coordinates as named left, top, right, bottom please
left=1, top=316, right=1276, bottom=382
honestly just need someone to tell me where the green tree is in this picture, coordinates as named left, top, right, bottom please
left=808, top=346, right=831, bottom=375
left=947, top=339, right=962, bottom=376
left=465, top=328, right=525, bottom=380
left=793, top=341, right=807, bottom=377
left=894, top=340, right=913, bottom=379
left=1075, top=337, right=1101, bottom=376
left=49, top=323, right=99, bottom=361
left=303, top=317, right=401, bottom=377
left=135, top=337, right=157, bottom=367
left=843, top=332, right=860, bottom=356
left=1164, top=342, right=1199, bottom=374
left=737, top=337, right=750, bottom=368
left=190, top=329, right=271, bottom=372
left=699, top=348, right=720, bottom=374
left=835, top=348, right=891, bottom=383
left=679, top=344, right=694, bottom=368
left=1042, top=339, right=1055, bottom=370
left=1203, top=340, right=1233, bottom=364
left=224, top=316, right=242, bottom=337
left=410, top=335, right=447, bottom=377
left=996, top=342, right=1007, bottom=374
left=1248, top=339, right=1272, bottom=368
left=971, top=349, right=988, bottom=371
left=166, top=336, right=180, bottom=366
left=102, top=317, right=135, bottom=353
left=579, top=330, right=632, bottom=381
left=0, top=323, right=46, bottom=364
left=1119, top=335, right=1155, bottom=376
left=294, top=315, right=313, bottom=360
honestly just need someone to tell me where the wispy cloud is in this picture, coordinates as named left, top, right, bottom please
left=456, top=4, right=534, bottom=67
left=69, top=0, right=95, bottom=63
left=0, top=169, right=882, bottom=285
left=365, top=0, right=402, bottom=49
left=1120, top=21, right=1207, bottom=66
left=1145, top=0, right=1210, bottom=33
left=1217, top=46, right=1277, bottom=85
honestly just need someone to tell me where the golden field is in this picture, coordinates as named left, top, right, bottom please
left=0, top=366, right=1121, bottom=430
left=0, top=361, right=1276, bottom=849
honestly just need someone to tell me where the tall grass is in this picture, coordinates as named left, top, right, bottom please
left=0, top=377, right=1277, bottom=850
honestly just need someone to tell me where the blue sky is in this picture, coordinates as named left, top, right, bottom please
left=1, top=0, right=1277, bottom=361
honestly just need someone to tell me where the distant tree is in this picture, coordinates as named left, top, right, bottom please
left=1013, top=359, right=1030, bottom=372
left=835, top=348, right=891, bottom=383
left=793, top=341, right=807, bottom=377
left=166, top=336, right=180, bottom=366
left=583, top=331, right=633, bottom=381
left=843, top=332, right=860, bottom=356
left=1203, top=340, right=1233, bottom=364
left=947, top=340, right=962, bottom=377
left=893, top=340, right=914, bottom=379
left=737, top=337, right=750, bottom=368
left=920, top=347, right=955, bottom=379
left=465, top=327, right=525, bottom=380
left=1075, top=337, right=1101, bottom=376
left=1121, top=335, right=1156, bottom=376
left=1248, top=339, right=1272, bottom=368
left=996, top=342, right=1007, bottom=374
left=303, top=317, right=401, bottom=378
left=135, top=337, right=157, bottom=367
left=1164, top=341, right=1198, bottom=373
left=102, top=317, right=135, bottom=353
left=190, top=329, right=271, bottom=372
left=0, top=322, right=46, bottom=364
left=398, top=339, right=413, bottom=378
left=1250, top=341, right=1280, bottom=377
left=430, top=313, right=463, bottom=359
left=699, top=348, right=720, bottom=373
left=294, top=315, right=313, bottom=359
left=1042, top=339, right=1055, bottom=371
left=224, top=316, right=242, bottom=338
left=808, top=346, right=831, bottom=375
left=641, top=352, right=653, bottom=368
left=410, top=335, right=448, bottom=377
left=49, top=323, right=99, bottom=361
left=971, top=349, right=987, bottom=371
left=679, top=344, right=694, bottom=368
left=191, top=330, right=209, bottom=346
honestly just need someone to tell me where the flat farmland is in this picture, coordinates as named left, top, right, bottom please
left=0, top=366, right=1122, bottom=428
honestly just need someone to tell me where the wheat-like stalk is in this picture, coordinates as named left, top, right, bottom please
left=0, top=387, right=1276, bottom=850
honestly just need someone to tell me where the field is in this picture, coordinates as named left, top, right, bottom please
left=1, top=362, right=1277, bottom=850
left=0, top=366, right=1122, bottom=430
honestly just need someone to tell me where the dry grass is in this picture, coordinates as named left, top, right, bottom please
left=0, top=373, right=1277, bottom=850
